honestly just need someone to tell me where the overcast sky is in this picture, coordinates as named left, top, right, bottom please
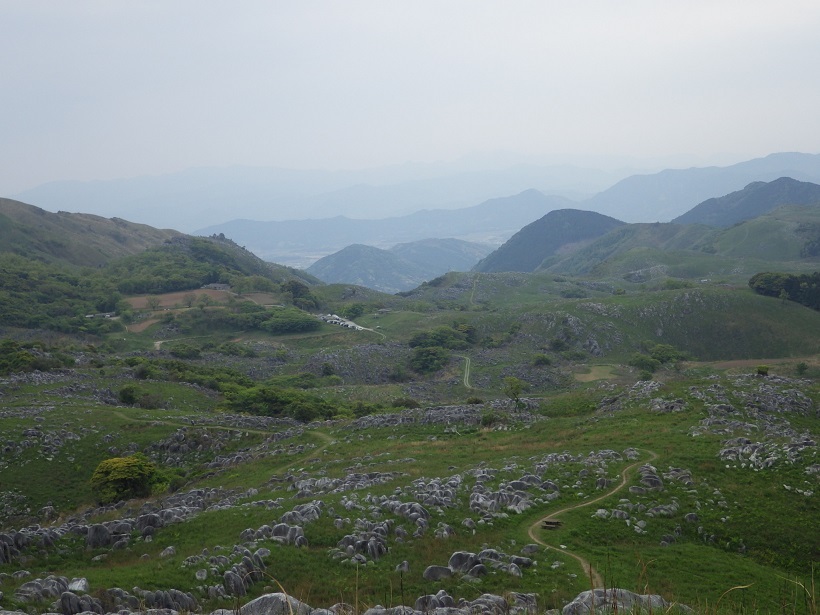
left=2, top=1, right=819, bottom=194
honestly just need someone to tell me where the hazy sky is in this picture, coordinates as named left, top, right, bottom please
left=2, top=1, right=820, bottom=194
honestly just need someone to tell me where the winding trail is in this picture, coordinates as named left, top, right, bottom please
left=469, top=275, right=479, bottom=306
left=455, top=355, right=473, bottom=388
left=526, top=449, right=659, bottom=588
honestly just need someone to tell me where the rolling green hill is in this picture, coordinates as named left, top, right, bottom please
left=540, top=207, right=820, bottom=281
left=702, top=204, right=820, bottom=260
left=0, top=230, right=319, bottom=333
left=0, top=198, right=181, bottom=266
left=307, top=243, right=430, bottom=293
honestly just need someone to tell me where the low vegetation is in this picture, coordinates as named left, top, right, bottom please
left=0, top=208, right=818, bottom=614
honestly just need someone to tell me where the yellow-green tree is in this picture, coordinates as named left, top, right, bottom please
left=90, top=454, right=163, bottom=504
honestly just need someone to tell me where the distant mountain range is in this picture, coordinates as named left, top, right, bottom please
left=306, top=239, right=493, bottom=293
left=195, top=190, right=571, bottom=267
left=12, top=153, right=820, bottom=240
left=8, top=152, right=820, bottom=294
left=299, top=177, right=820, bottom=292
left=191, top=152, right=820, bottom=266
left=465, top=178, right=820, bottom=281
left=3, top=175, right=819, bottom=297
left=584, top=152, right=820, bottom=222
left=10, top=163, right=624, bottom=232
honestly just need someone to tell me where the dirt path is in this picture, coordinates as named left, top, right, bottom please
left=455, top=355, right=473, bottom=388
left=527, top=449, right=658, bottom=588
left=152, top=335, right=213, bottom=350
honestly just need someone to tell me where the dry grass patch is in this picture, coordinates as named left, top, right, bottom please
left=574, top=365, right=616, bottom=382
left=126, top=288, right=230, bottom=309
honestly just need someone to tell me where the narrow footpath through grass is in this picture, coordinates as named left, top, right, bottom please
left=527, top=449, right=659, bottom=588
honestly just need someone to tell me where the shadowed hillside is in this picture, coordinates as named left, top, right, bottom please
left=473, top=209, right=625, bottom=273
left=673, top=176, right=820, bottom=227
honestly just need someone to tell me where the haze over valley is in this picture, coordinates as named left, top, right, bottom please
left=2, top=4, right=819, bottom=615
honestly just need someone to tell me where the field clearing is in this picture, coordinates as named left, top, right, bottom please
left=126, top=289, right=231, bottom=309
left=573, top=364, right=617, bottom=381
left=126, top=318, right=160, bottom=333
left=704, top=355, right=818, bottom=371
left=239, top=292, right=280, bottom=305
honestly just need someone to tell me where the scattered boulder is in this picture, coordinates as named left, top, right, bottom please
left=422, top=565, right=452, bottom=581
left=562, top=588, right=689, bottom=615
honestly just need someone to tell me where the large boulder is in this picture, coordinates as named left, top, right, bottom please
left=448, top=551, right=478, bottom=573
left=237, top=592, right=313, bottom=615
left=422, top=565, right=453, bottom=581
left=85, top=524, right=111, bottom=549
left=561, top=588, right=688, bottom=615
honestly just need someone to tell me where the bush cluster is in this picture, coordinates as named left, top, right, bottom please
left=90, top=454, right=166, bottom=505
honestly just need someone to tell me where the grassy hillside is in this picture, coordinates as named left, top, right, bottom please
left=0, top=198, right=181, bottom=266
left=542, top=212, right=820, bottom=282
left=702, top=204, right=820, bottom=260
left=0, top=362, right=816, bottom=614
left=307, top=244, right=430, bottom=293
left=1, top=208, right=818, bottom=614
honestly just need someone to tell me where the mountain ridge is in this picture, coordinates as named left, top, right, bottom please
left=195, top=190, right=572, bottom=267
left=582, top=152, right=820, bottom=222
left=672, top=176, right=820, bottom=227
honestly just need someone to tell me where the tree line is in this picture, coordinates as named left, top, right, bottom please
left=748, top=271, right=820, bottom=310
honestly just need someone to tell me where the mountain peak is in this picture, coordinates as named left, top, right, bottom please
left=473, top=209, right=625, bottom=273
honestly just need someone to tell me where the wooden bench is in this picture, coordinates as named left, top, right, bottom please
left=541, top=519, right=563, bottom=530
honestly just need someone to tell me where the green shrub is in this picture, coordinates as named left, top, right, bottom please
left=550, top=338, right=570, bottom=352
left=756, top=365, right=770, bottom=376
left=629, top=353, right=661, bottom=373
left=388, top=365, right=411, bottom=382
left=216, top=342, right=258, bottom=357
left=409, top=326, right=469, bottom=350
left=135, top=392, right=165, bottom=409
left=410, top=346, right=450, bottom=373
left=649, top=343, right=690, bottom=364
left=169, top=343, right=201, bottom=359
left=391, top=397, right=420, bottom=409
left=480, top=411, right=501, bottom=427
left=343, top=303, right=365, bottom=319
left=661, top=278, right=693, bottom=290
left=532, top=353, right=552, bottom=366
left=118, top=384, right=139, bottom=405
left=560, top=288, right=587, bottom=298
left=90, top=454, right=165, bottom=505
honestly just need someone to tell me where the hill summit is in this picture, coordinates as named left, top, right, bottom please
left=473, top=209, right=625, bottom=273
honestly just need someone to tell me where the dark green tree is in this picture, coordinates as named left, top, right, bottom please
left=410, top=346, right=450, bottom=373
